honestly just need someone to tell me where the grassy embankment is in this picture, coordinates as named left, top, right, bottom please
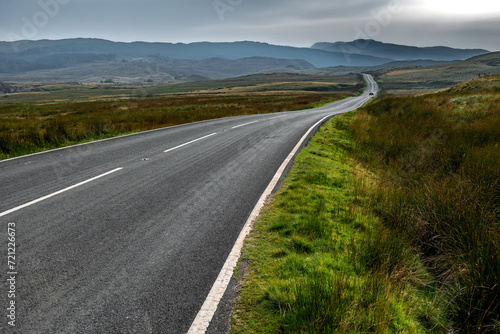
left=232, top=75, right=499, bottom=333
left=0, top=74, right=363, bottom=160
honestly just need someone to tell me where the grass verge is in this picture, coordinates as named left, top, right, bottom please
left=232, top=113, right=447, bottom=333
left=232, top=75, right=499, bottom=333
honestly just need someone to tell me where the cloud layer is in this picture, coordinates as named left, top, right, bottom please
left=0, top=0, right=498, bottom=50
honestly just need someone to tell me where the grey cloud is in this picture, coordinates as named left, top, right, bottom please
left=234, top=0, right=399, bottom=21
left=0, top=0, right=498, bottom=51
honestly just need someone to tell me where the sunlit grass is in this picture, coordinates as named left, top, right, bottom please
left=232, top=114, right=446, bottom=333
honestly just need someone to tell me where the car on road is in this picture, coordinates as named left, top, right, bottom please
left=369, top=93, right=374, bottom=95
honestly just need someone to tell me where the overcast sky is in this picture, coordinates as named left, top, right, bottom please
left=0, top=0, right=498, bottom=51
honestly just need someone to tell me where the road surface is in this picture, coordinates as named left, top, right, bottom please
left=1, top=75, right=377, bottom=333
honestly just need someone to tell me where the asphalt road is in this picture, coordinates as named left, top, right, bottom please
left=1, top=74, right=378, bottom=334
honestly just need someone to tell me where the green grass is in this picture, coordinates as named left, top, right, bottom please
left=232, top=114, right=446, bottom=333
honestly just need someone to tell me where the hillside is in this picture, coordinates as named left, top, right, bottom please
left=373, top=52, right=500, bottom=94
left=312, top=39, right=489, bottom=61
left=0, top=56, right=315, bottom=83
left=255, top=59, right=456, bottom=77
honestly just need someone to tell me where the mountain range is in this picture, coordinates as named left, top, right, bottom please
left=0, top=38, right=491, bottom=83
left=312, top=40, right=488, bottom=61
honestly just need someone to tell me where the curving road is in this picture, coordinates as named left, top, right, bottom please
left=0, top=74, right=377, bottom=333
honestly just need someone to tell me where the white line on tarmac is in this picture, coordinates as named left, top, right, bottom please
left=0, top=168, right=123, bottom=218
left=268, top=115, right=288, bottom=120
left=164, top=133, right=218, bottom=153
left=231, top=120, right=259, bottom=129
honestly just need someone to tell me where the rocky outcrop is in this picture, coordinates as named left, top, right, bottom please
left=0, top=82, right=43, bottom=94
left=0, top=82, right=19, bottom=94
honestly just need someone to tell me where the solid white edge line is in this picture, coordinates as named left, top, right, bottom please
left=164, top=133, right=217, bottom=153
left=186, top=113, right=335, bottom=334
left=231, top=120, right=259, bottom=129
left=188, top=75, right=376, bottom=334
left=0, top=168, right=123, bottom=218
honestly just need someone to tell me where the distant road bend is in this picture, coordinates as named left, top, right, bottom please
left=0, top=74, right=378, bottom=333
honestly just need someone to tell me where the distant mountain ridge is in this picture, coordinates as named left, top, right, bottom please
left=0, top=38, right=391, bottom=69
left=311, top=39, right=489, bottom=61
left=0, top=38, right=493, bottom=83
